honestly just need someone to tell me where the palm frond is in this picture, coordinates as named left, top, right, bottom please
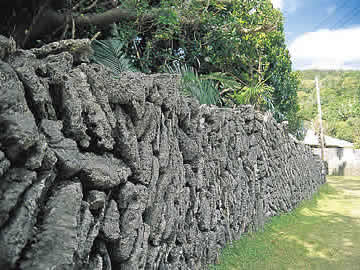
left=231, top=82, right=274, bottom=109
left=166, top=63, right=220, bottom=105
left=91, top=39, right=136, bottom=73
left=201, top=72, right=244, bottom=91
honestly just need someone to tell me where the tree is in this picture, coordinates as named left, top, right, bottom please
left=298, top=70, right=360, bottom=144
left=0, top=0, right=302, bottom=134
left=0, top=0, right=277, bottom=49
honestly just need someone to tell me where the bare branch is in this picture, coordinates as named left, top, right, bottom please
left=83, top=0, right=98, bottom=11
left=72, top=17, right=76, bottom=39
left=21, top=6, right=152, bottom=45
left=75, top=8, right=149, bottom=26
left=90, top=31, right=101, bottom=41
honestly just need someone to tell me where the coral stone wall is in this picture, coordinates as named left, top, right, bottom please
left=0, top=38, right=325, bottom=270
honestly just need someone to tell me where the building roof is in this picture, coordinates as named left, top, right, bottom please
left=303, top=129, right=354, bottom=148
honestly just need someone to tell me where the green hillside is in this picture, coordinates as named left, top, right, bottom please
left=297, top=70, right=360, bottom=148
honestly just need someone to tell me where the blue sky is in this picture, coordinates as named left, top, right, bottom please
left=271, top=0, right=360, bottom=70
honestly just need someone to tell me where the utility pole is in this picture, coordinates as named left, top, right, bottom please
left=315, top=76, right=325, bottom=161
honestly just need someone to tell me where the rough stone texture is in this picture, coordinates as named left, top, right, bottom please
left=0, top=36, right=326, bottom=270
left=20, top=180, right=83, bottom=270
left=0, top=150, right=11, bottom=177
left=0, top=171, right=55, bottom=269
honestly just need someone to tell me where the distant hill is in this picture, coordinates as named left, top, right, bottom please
left=297, top=70, right=360, bottom=148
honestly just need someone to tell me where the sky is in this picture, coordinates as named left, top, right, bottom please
left=271, top=0, right=360, bottom=70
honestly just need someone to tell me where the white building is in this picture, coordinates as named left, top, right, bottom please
left=303, top=129, right=360, bottom=176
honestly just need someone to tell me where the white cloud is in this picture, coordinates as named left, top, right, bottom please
left=271, top=0, right=283, bottom=10
left=289, top=27, right=360, bottom=70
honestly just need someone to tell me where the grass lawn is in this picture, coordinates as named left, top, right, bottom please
left=212, top=176, right=360, bottom=270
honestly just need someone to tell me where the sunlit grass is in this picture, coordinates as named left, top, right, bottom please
left=212, top=176, right=360, bottom=270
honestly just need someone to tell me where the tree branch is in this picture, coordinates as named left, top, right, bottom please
left=75, top=8, right=152, bottom=26
left=236, top=24, right=277, bottom=34
left=21, top=6, right=154, bottom=46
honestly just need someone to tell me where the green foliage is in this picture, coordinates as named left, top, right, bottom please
left=167, top=64, right=220, bottom=105
left=73, top=0, right=302, bottom=135
left=298, top=70, right=360, bottom=144
left=201, top=72, right=243, bottom=92
left=91, top=39, right=136, bottom=73
left=231, top=82, right=274, bottom=108
left=354, top=138, right=360, bottom=149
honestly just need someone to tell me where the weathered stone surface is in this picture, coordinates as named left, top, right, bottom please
left=77, top=201, right=101, bottom=266
left=88, top=254, right=103, bottom=270
left=87, top=190, right=106, bottom=211
left=110, top=182, right=148, bottom=263
left=15, top=65, right=57, bottom=121
left=24, top=134, right=48, bottom=170
left=93, top=240, right=112, bottom=270
left=60, top=67, right=115, bottom=150
left=20, top=181, right=83, bottom=270
left=0, top=168, right=36, bottom=227
left=0, top=171, right=55, bottom=269
left=113, top=106, right=140, bottom=170
left=30, top=39, right=93, bottom=63
left=40, top=119, right=83, bottom=178
left=0, top=35, right=16, bottom=60
left=0, top=60, right=39, bottom=162
left=0, top=150, right=10, bottom=177
left=0, top=39, right=326, bottom=270
left=101, top=199, right=120, bottom=241
left=80, top=153, right=132, bottom=189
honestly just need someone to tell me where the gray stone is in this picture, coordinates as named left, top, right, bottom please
left=77, top=201, right=100, bottom=265
left=80, top=153, right=132, bottom=189
left=0, top=168, right=37, bottom=227
left=94, top=240, right=112, bottom=270
left=45, top=51, right=74, bottom=79
left=87, top=190, right=106, bottom=211
left=40, top=147, right=58, bottom=170
left=15, top=65, right=57, bottom=121
left=0, top=43, right=326, bottom=270
left=0, top=60, right=39, bottom=162
left=41, top=119, right=84, bottom=178
left=60, top=67, right=115, bottom=150
left=0, top=35, right=16, bottom=60
left=101, top=199, right=120, bottom=242
left=30, top=39, right=93, bottom=63
left=113, top=106, right=140, bottom=170
left=0, top=171, right=55, bottom=269
left=110, top=182, right=148, bottom=263
left=25, top=134, right=48, bottom=170
left=0, top=150, right=10, bottom=177
left=20, top=181, right=83, bottom=270
left=89, top=254, right=103, bottom=270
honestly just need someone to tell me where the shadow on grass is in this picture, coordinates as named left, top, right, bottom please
left=213, top=177, right=360, bottom=270
left=269, top=211, right=360, bottom=269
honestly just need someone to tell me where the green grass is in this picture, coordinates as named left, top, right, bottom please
left=212, top=176, right=360, bottom=270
